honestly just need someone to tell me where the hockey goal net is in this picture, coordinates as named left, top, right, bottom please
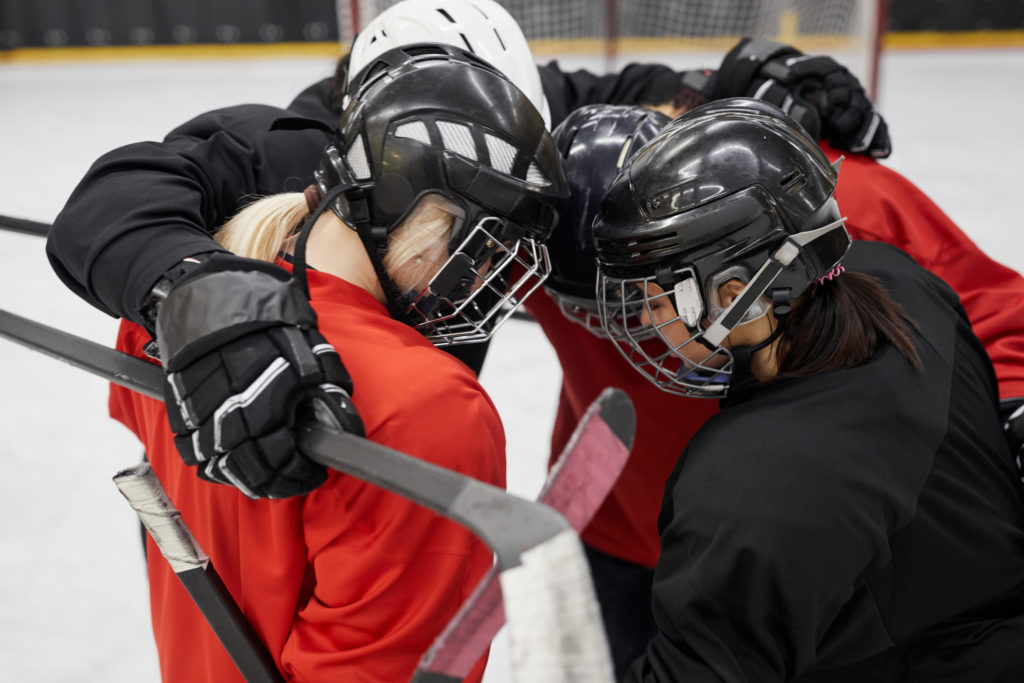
left=338, top=0, right=884, bottom=97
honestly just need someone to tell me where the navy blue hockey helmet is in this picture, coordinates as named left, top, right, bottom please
left=594, top=97, right=851, bottom=397
left=546, top=104, right=669, bottom=338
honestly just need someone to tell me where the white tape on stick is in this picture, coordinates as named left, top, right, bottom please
left=500, top=529, right=614, bottom=683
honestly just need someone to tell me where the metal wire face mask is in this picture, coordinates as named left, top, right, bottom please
left=404, top=215, right=551, bottom=346
left=597, top=269, right=734, bottom=397
left=549, top=283, right=657, bottom=341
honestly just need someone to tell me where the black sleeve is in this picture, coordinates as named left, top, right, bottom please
left=538, top=60, right=682, bottom=127
left=46, top=104, right=330, bottom=323
left=286, top=77, right=340, bottom=125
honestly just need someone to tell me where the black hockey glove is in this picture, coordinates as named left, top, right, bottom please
left=1001, top=398, right=1024, bottom=480
left=713, top=37, right=891, bottom=158
left=154, top=253, right=365, bottom=499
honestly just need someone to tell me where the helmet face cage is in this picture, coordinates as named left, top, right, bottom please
left=404, top=216, right=551, bottom=345
left=551, top=283, right=657, bottom=341
left=597, top=269, right=732, bottom=397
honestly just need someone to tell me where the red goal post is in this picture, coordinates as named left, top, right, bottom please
left=337, top=1, right=885, bottom=99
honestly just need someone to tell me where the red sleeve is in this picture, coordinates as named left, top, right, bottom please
left=825, top=143, right=1024, bottom=401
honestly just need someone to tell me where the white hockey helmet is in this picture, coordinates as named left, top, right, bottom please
left=347, top=0, right=551, bottom=128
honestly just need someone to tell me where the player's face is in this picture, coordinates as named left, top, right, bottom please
left=638, top=281, right=729, bottom=369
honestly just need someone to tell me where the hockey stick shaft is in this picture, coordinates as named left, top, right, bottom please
left=113, top=463, right=284, bottom=683
left=0, top=308, right=280, bottom=681
left=0, top=307, right=615, bottom=681
left=0, top=308, right=165, bottom=398
left=0, top=214, right=50, bottom=237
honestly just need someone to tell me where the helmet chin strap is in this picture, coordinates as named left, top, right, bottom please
left=726, top=288, right=791, bottom=389
left=352, top=228, right=419, bottom=326
left=292, top=183, right=347, bottom=299
left=694, top=217, right=846, bottom=393
left=700, top=217, right=846, bottom=348
left=292, top=184, right=417, bottom=325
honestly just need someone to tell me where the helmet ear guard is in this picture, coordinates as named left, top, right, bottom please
left=313, top=143, right=374, bottom=237
left=705, top=265, right=766, bottom=327
left=701, top=214, right=848, bottom=347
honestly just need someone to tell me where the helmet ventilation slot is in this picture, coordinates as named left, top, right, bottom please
left=781, top=170, right=806, bottom=193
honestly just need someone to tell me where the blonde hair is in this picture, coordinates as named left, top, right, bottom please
left=215, top=193, right=308, bottom=261
left=384, top=195, right=455, bottom=289
left=214, top=192, right=455, bottom=288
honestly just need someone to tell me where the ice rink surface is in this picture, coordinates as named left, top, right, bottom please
left=1, top=47, right=1022, bottom=681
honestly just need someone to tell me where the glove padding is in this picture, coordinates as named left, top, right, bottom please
left=155, top=254, right=364, bottom=499
left=1001, top=398, right=1024, bottom=480
left=713, top=37, right=891, bottom=158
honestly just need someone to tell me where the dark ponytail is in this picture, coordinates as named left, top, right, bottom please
left=774, top=272, right=922, bottom=380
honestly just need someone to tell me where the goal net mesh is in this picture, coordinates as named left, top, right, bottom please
left=338, top=1, right=880, bottom=93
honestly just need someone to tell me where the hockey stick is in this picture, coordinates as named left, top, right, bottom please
left=414, top=387, right=635, bottom=682
left=0, top=213, right=50, bottom=237
left=0, top=307, right=615, bottom=681
left=113, top=462, right=285, bottom=683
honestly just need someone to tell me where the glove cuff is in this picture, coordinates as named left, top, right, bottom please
left=157, top=256, right=317, bottom=369
left=711, top=37, right=800, bottom=100
left=139, top=252, right=219, bottom=335
left=1000, top=398, right=1024, bottom=440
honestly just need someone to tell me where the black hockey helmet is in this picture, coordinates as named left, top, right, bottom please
left=546, top=104, right=670, bottom=337
left=594, top=97, right=851, bottom=396
left=311, top=43, right=569, bottom=345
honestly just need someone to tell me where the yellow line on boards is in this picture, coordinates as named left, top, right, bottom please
left=883, top=30, right=1024, bottom=50
left=0, top=42, right=345, bottom=63
left=2, top=31, right=1023, bottom=64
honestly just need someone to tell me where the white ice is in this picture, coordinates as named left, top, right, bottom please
left=0, top=47, right=1022, bottom=682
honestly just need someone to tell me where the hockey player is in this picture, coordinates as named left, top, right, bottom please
left=594, top=99, right=1024, bottom=681
left=108, top=45, right=566, bottom=681
left=534, top=103, right=672, bottom=676
left=536, top=89, right=1024, bottom=675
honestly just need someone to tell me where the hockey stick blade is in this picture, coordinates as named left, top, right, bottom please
left=413, top=387, right=635, bottom=681
left=114, top=463, right=284, bottom=683
left=0, top=307, right=615, bottom=681
left=0, top=213, right=50, bottom=237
